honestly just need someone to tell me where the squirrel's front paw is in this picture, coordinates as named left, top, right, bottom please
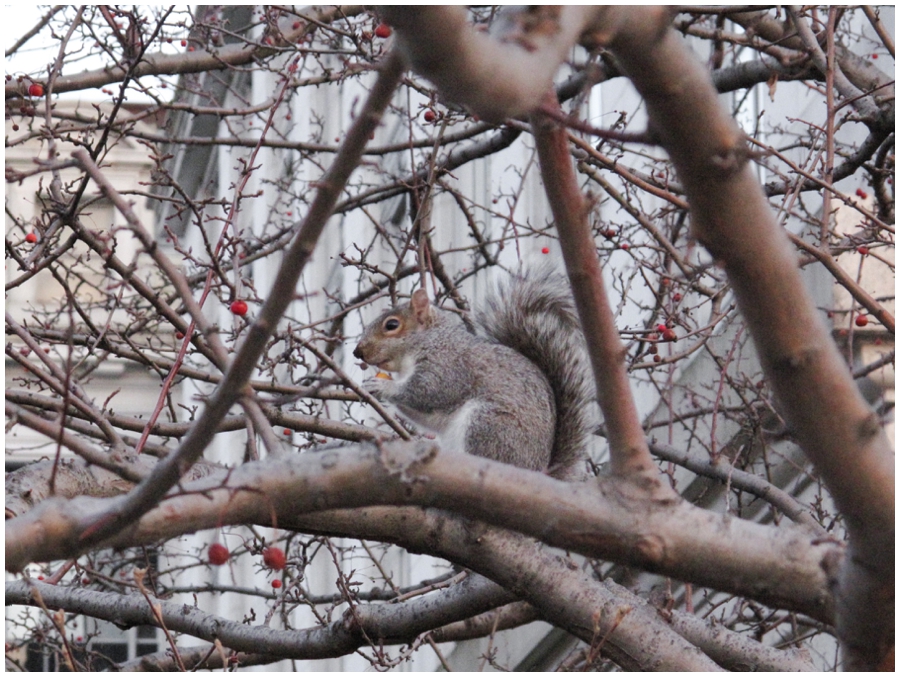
left=362, top=372, right=393, bottom=399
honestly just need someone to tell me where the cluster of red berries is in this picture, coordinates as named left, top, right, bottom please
left=656, top=323, right=677, bottom=342
left=207, top=544, right=287, bottom=571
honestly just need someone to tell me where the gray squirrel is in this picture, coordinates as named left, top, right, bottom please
left=353, top=272, right=591, bottom=480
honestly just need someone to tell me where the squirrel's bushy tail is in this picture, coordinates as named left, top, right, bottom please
left=478, top=270, right=593, bottom=480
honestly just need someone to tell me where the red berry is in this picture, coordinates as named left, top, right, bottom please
left=180, top=39, right=187, bottom=47
left=672, top=293, right=682, bottom=302
left=208, top=543, right=230, bottom=566
left=855, top=188, right=868, bottom=199
left=28, top=83, right=44, bottom=97
left=24, top=232, right=37, bottom=243
left=263, top=547, right=286, bottom=570
left=653, top=355, right=662, bottom=363
left=620, top=243, right=630, bottom=251
left=82, top=577, right=90, bottom=584
left=662, top=328, right=677, bottom=341
left=175, top=331, right=185, bottom=339
left=541, top=247, right=550, bottom=255
left=856, top=246, right=869, bottom=255
left=423, top=109, right=436, bottom=122
left=292, top=21, right=301, bottom=30
left=19, top=347, right=30, bottom=357
left=872, top=54, right=878, bottom=59
left=855, top=314, right=869, bottom=327
left=271, top=579, right=282, bottom=589
left=656, top=324, right=667, bottom=333
left=283, top=428, right=291, bottom=436
left=374, top=23, right=392, bottom=38
left=230, top=300, right=248, bottom=316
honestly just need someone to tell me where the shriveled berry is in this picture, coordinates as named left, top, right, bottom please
left=230, top=300, right=248, bottom=316
left=208, top=543, right=230, bottom=566
left=263, top=546, right=286, bottom=570
left=374, top=23, right=392, bottom=38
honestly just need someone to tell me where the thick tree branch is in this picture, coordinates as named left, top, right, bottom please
left=6, top=442, right=836, bottom=623
left=6, top=574, right=517, bottom=663
left=601, top=7, right=893, bottom=669
left=531, top=97, right=663, bottom=481
left=381, top=6, right=604, bottom=123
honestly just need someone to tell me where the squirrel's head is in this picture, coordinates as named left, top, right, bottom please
left=353, top=288, right=436, bottom=371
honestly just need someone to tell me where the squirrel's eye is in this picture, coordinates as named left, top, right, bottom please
left=384, top=318, right=400, bottom=332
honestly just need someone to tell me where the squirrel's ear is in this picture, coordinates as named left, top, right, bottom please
left=411, top=288, right=434, bottom=325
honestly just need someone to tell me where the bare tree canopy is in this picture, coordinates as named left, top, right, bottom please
left=5, top=5, right=894, bottom=672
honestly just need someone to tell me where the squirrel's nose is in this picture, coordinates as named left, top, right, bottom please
left=352, top=345, right=363, bottom=360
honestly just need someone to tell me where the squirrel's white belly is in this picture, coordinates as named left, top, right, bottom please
left=436, top=399, right=479, bottom=455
